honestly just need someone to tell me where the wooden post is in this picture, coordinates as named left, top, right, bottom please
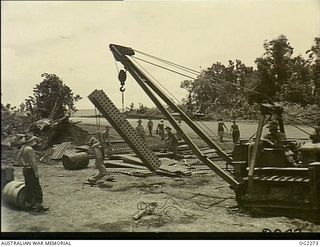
left=309, top=162, right=320, bottom=223
left=248, top=114, right=265, bottom=194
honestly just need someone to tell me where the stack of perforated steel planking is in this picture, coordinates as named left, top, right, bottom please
left=50, top=142, right=72, bottom=160
left=88, top=90, right=161, bottom=171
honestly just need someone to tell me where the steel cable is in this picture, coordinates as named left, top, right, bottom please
left=131, top=57, right=227, bottom=147
left=131, top=51, right=314, bottom=137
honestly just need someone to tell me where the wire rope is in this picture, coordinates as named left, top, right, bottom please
left=132, top=49, right=314, bottom=136
left=134, top=49, right=200, bottom=74
left=131, top=57, right=229, bottom=148
left=131, top=57, right=216, bottom=135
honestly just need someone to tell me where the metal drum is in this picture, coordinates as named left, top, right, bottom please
left=2, top=181, right=27, bottom=208
left=62, top=152, right=89, bottom=170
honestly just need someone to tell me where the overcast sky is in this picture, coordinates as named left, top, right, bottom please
left=2, top=0, right=319, bottom=110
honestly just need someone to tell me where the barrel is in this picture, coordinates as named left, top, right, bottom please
left=62, top=152, right=89, bottom=170
left=2, top=181, right=27, bottom=208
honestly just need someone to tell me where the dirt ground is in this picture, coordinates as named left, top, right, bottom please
left=1, top=123, right=320, bottom=233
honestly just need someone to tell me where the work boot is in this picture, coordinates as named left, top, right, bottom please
left=92, top=173, right=104, bottom=180
left=105, top=176, right=115, bottom=182
left=88, top=177, right=98, bottom=185
left=32, top=203, right=50, bottom=212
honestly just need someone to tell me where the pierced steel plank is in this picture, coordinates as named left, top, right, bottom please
left=88, top=90, right=161, bottom=171
left=50, top=142, right=71, bottom=160
left=105, top=167, right=142, bottom=173
left=104, top=160, right=148, bottom=170
left=192, top=170, right=211, bottom=175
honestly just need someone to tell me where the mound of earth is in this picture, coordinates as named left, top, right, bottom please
left=45, top=122, right=90, bottom=146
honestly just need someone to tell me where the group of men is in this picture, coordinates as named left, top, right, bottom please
left=16, top=117, right=236, bottom=213
left=135, top=118, right=166, bottom=141
left=89, top=119, right=181, bottom=181
left=217, top=119, right=240, bottom=144
left=135, top=118, right=179, bottom=158
left=15, top=115, right=320, bottom=213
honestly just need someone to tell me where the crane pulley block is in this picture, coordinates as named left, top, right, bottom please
left=118, top=69, right=127, bottom=84
left=118, top=69, right=127, bottom=92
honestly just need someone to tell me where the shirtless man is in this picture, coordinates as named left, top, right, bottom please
left=17, top=136, right=49, bottom=211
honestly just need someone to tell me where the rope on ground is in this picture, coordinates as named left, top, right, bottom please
left=163, top=191, right=235, bottom=209
left=135, top=196, right=192, bottom=217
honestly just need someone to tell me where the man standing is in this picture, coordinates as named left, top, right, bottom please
left=218, top=119, right=228, bottom=142
left=156, top=119, right=165, bottom=140
left=261, top=121, right=286, bottom=148
left=17, top=136, right=48, bottom=212
left=147, top=118, right=154, bottom=137
left=230, top=120, right=240, bottom=144
left=102, top=126, right=112, bottom=158
left=261, top=121, right=296, bottom=166
left=136, top=119, right=146, bottom=141
left=89, top=132, right=107, bottom=181
left=163, top=127, right=178, bottom=159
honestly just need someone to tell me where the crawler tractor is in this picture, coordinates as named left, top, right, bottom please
left=232, top=103, right=320, bottom=221
left=108, top=44, right=320, bottom=223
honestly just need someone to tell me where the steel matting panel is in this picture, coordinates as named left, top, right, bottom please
left=64, top=149, right=76, bottom=157
left=192, top=170, right=211, bottom=174
left=50, top=142, right=71, bottom=160
left=105, top=167, right=142, bottom=173
left=104, top=160, right=148, bottom=170
left=112, top=154, right=145, bottom=166
left=110, top=141, right=165, bottom=152
left=88, top=90, right=161, bottom=171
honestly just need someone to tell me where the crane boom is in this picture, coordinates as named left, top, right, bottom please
left=109, top=44, right=239, bottom=189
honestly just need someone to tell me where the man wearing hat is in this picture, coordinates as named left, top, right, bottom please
left=136, top=119, right=146, bottom=141
left=156, top=119, right=165, bottom=140
left=17, top=136, right=48, bottom=211
left=261, top=121, right=298, bottom=166
left=147, top=118, right=154, bottom=137
left=163, top=126, right=178, bottom=159
left=218, top=119, right=228, bottom=142
left=261, top=121, right=286, bottom=148
left=230, top=120, right=240, bottom=144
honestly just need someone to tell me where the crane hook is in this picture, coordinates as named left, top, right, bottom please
left=120, top=85, right=126, bottom=92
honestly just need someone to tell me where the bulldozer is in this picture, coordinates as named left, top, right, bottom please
left=232, top=103, right=320, bottom=221
left=108, top=44, right=320, bottom=223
